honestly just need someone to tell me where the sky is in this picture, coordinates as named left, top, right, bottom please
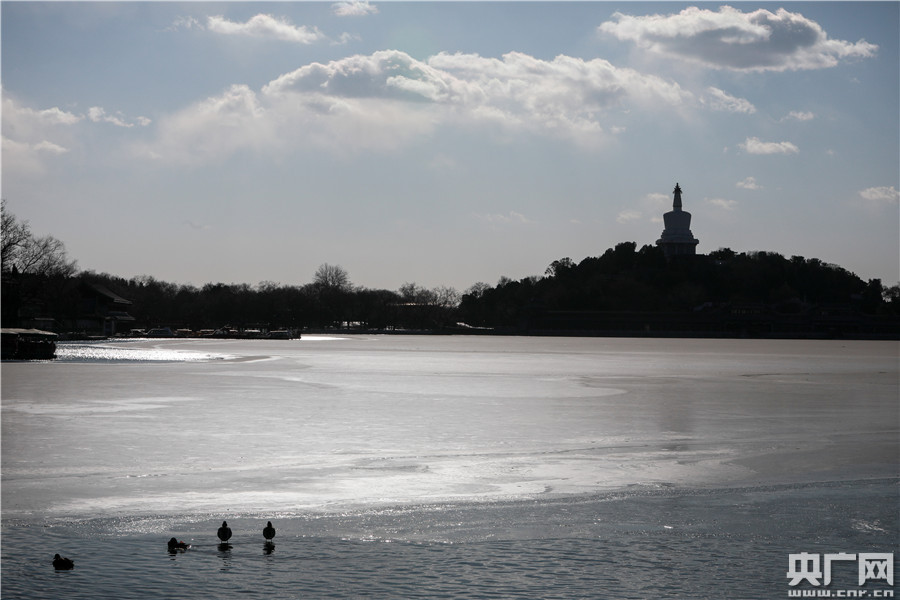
left=2, top=1, right=898, bottom=292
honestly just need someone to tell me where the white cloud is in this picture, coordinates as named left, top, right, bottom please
left=784, top=110, right=815, bottom=121
left=630, top=192, right=670, bottom=223
left=2, top=97, right=82, bottom=133
left=335, top=32, right=361, bottom=45
left=736, top=176, right=762, bottom=190
left=702, top=87, right=755, bottom=114
left=261, top=50, right=693, bottom=148
left=740, top=137, right=799, bottom=155
left=264, top=51, right=460, bottom=102
left=428, top=51, right=691, bottom=144
left=89, top=106, right=123, bottom=126
left=708, top=197, right=738, bottom=210
left=168, top=16, right=202, bottom=32
left=599, top=6, right=878, bottom=72
left=858, top=186, right=899, bottom=205
left=136, top=84, right=274, bottom=164
left=2, top=136, right=69, bottom=176
left=333, top=1, right=378, bottom=17
left=474, top=211, right=533, bottom=226
left=2, top=95, right=81, bottom=174
left=34, top=106, right=82, bottom=126
left=207, top=14, right=326, bottom=44
left=88, top=106, right=150, bottom=128
left=616, top=210, right=642, bottom=223
left=33, top=140, right=69, bottom=154
left=1, top=137, right=42, bottom=176
left=431, top=51, right=691, bottom=106
left=141, top=49, right=765, bottom=162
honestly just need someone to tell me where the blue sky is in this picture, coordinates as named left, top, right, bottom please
left=2, top=1, right=898, bottom=292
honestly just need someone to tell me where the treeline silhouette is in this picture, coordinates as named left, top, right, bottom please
left=47, top=270, right=462, bottom=333
left=4, top=242, right=897, bottom=339
left=2, top=195, right=898, bottom=338
left=457, top=243, right=899, bottom=337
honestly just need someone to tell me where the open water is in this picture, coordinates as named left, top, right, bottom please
left=2, top=335, right=897, bottom=599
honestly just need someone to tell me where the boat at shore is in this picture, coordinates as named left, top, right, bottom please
left=1, top=328, right=58, bottom=360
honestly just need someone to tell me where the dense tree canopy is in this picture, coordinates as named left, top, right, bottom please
left=456, top=242, right=898, bottom=335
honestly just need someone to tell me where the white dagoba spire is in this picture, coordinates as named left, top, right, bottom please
left=656, top=183, right=699, bottom=258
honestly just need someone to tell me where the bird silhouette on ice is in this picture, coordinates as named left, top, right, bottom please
left=263, top=521, right=276, bottom=542
left=52, top=554, right=74, bottom=570
left=217, top=521, right=233, bottom=543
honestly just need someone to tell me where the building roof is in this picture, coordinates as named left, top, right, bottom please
left=84, top=282, right=133, bottom=305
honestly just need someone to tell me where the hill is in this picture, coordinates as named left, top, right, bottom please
left=456, top=243, right=899, bottom=338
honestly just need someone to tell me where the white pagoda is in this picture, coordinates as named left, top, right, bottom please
left=656, top=183, right=699, bottom=258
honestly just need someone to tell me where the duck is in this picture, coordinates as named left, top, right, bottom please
left=52, top=554, right=74, bottom=570
left=167, top=537, right=188, bottom=551
left=263, top=521, right=276, bottom=542
left=217, top=521, right=233, bottom=543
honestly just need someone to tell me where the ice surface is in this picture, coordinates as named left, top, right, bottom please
left=2, top=336, right=897, bottom=520
left=3, top=336, right=898, bottom=600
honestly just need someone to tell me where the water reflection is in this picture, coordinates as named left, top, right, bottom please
left=264, top=542, right=275, bottom=555
left=218, top=543, right=233, bottom=571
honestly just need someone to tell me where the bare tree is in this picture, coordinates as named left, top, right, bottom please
left=14, top=234, right=78, bottom=277
left=399, top=282, right=433, bottom=304
left=313, top=263, right=351, bottom=291
left=2, top=200, right=31, bottom=272
left=433, top=285, right=460, bottom=309
left=1, top=200, right=77, bottom=277
left=465, top=282, right=490, bottom=299
left=398, top=283, right=458, bottom=308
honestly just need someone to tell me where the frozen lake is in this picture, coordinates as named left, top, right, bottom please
left=2, top=335, right=897, bottom=598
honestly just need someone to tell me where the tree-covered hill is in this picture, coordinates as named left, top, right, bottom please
left=456, top=242, right=899, bottom=338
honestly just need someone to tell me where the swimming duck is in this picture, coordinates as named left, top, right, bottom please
left=263, top=521, right=276, bottom=541
left=52, top=554, right=74, bottom=570
left=167, top=537, right=188, bottom=551
left=217, top=521, right=232, bottom=543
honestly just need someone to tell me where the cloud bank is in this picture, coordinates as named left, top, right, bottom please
left=599, top=5, right=878, bottom=71
left=134, top=7, right=878, bottom=166
left=19, top=3, right=881, bottom=171
left=140, top=49, right=704, bottom=163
